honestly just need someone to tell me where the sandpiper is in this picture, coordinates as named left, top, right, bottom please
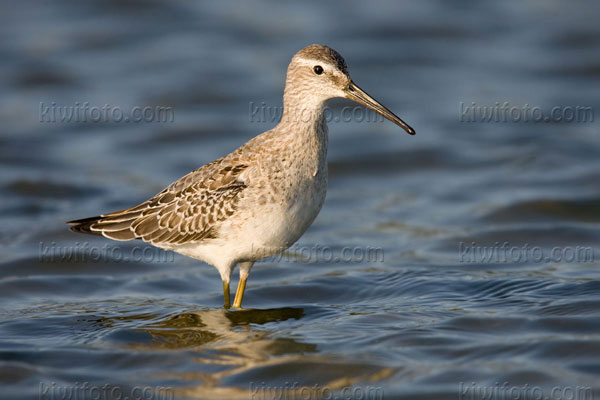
left=68, top=44, right=414, bottom=308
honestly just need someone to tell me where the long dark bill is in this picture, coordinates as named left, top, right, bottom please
left=345, top=81, right=415, bottom=135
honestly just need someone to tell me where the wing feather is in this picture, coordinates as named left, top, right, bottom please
left=68, top=159, right=249, bottom=245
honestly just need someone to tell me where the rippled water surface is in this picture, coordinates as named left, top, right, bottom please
left=2, top=1, right=600, bottom=399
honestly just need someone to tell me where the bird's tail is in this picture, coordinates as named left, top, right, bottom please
left=67, top=215, right=104, bottom=235
left=67, top=206, right=146, bottom=241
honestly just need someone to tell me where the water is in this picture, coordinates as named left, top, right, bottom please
left=2, top=1, right=600, bottom=399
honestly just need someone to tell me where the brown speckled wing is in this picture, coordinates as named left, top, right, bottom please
left=71, top=159, right=249, bottom=245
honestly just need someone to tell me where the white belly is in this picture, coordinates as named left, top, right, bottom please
left=237, top=169, right=327, bottom=259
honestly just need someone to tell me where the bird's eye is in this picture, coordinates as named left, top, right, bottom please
left=313, top=65, right=324, bottom=75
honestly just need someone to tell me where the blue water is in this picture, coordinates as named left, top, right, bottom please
left=2, top=1, right=600, bottom=399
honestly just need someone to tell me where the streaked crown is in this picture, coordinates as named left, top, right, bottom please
left=294, top=44, right=348, bottom=75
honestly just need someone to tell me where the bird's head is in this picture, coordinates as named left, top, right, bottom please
left=284, top=44, right=415, bottom=135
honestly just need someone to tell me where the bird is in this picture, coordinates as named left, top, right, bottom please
left=68, top=44, right=415, bottom=309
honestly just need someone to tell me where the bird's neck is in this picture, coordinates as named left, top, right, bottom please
left=274, top=90, right=328, bottom=167
left=280, top=87, right=327, bottom=132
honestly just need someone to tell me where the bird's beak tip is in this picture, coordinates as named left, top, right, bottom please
left=345, top=82, right=415, bottom=136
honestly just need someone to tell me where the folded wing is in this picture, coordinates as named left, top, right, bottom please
left=68, top=160, right=248, bottom=246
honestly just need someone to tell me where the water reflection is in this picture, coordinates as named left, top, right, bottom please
left=98, top=307, right=392, bottom=398
left=135, top=307, right=307, bottom=350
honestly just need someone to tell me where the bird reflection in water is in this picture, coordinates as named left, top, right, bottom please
left=137, top=307, right=307, bottom=350
left=96, top=307, right=391, bottom=398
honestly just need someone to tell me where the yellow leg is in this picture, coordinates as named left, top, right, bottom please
left=232, top=276, right=247, bottom=308
left=223, top=280, right=231, bottom=309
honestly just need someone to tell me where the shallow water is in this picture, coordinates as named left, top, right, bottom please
left=2, top=1, right=600, bottom=399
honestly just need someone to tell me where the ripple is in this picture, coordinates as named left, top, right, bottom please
left=483, top=198, right=600, bottom=223
left=4, top=179, right=103, bottom=199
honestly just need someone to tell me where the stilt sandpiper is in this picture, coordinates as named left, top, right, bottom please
left=68, top=44, right=415, bottom=308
